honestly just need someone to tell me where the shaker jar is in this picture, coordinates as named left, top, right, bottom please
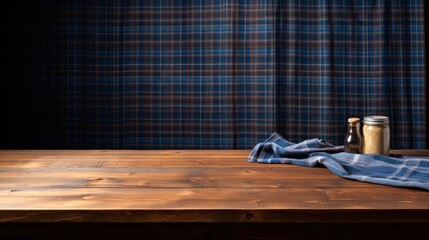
left=362, top=116, right=390, bottom=156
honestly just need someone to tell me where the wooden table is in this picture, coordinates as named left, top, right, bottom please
left=1, top=149, right=428, bottom=239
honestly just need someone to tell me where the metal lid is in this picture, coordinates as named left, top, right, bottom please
left=363, top=115, right=389, bottom=124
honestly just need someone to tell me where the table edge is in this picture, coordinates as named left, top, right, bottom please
left=1, top=209, right=429, bottom=223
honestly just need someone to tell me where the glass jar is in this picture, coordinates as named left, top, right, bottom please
left=362, top=116, right=390, bottom=156
left=344, top=118, right=362, bottom=154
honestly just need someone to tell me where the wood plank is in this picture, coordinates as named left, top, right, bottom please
left=390, top=149, right=429, bottom=156
left=0, top=150, right=251, bottom=156
left=1, top=187, right=429, bottom=222
left=0, top=157, right=262, bottom=168
left=0, top=167, right=382, bottom=188
left=1, top=187, right=428, bottom=210
left=0, top=149, right=426, bottom=169
left=0, top=150, right=254, bottom=168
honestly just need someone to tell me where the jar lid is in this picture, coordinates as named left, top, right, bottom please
left=363, top=115, right=389, bottom=124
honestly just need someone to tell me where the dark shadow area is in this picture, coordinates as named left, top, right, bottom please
left=1, top=222, right=428, bottom=240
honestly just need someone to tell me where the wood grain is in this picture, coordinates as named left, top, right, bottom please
left=0, top=149, right=428, bottom=223
left=0, top=167, right=383, bottom=188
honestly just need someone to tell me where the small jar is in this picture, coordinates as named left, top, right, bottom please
left=362, top=116, right=390, bottom=156
left=344, top=118, right=362, bottom=154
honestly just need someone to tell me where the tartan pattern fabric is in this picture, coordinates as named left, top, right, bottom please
left=2, top=0, right=426, bottom=149
left=249, top=132, right=429, bottom=191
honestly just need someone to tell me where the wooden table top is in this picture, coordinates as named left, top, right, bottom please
left=0, top=149, right=428, bottom=223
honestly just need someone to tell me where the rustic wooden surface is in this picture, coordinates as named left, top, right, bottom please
left=0, top=149, right=428, bottom=223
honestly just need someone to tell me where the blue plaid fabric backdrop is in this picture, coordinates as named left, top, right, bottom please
left=2, top=0, right=426, bottom=149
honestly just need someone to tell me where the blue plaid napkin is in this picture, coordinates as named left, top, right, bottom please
left=248, top=132, right=429, bottom=191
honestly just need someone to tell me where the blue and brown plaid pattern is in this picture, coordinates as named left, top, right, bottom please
left=2, top=0, right=426, bottom=149
left=249, top=132, right=429, bottom=191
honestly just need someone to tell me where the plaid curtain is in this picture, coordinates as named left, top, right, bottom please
left=2, top=0, right=426, bottom=149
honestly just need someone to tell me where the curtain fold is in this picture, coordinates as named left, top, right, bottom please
left=2, top=0, right=426, bottom=149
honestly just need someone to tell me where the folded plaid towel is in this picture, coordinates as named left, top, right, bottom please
left=248, top=132, right=429, bottom=191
